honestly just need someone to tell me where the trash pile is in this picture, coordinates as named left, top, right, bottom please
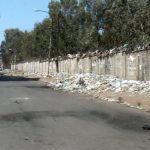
left=47, top=73, right=150, bottom=97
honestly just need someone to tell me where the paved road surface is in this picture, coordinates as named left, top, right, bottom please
left=0, top=77, right=150, bottom=150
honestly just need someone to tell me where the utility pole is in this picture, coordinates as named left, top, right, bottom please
left=56, top=12, right=60, bottom=73
left=48, top=26, right=52, bottom=75
left=9, top=48, right=16, bottom=71
left=34, top=9, right=52, bottom=76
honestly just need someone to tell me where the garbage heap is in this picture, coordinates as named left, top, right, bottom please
left=47, top=73, right=150, bottom=98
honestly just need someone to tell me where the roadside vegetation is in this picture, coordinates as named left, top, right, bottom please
left=0, top=0, right=150, bottom=65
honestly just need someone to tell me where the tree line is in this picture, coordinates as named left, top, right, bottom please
left=0, top=0, right=150, bottom=66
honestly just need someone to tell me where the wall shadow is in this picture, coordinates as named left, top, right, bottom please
left=0, top=75, right=40, bottom=81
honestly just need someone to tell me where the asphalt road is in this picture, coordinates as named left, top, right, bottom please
left=0, top=76, right=150, bottom=150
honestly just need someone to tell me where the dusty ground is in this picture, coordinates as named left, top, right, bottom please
left=98, top=91, right=150, bottom=112
left=7, top=70, right=150, bottom=112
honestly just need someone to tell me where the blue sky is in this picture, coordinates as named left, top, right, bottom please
left=0, top=0, right=51, bottom=43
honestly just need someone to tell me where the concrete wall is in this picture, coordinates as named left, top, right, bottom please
left=12, top=49, right=150, bottom=81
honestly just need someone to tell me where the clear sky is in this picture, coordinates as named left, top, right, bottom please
left=0, top=0, right=51, bottom=43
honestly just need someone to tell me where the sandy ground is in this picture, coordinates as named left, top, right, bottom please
left=98, top=91, right=150, bottom=112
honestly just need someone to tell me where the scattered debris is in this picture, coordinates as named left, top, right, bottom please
left=142, top=125, right=150, bottom=130
left=14, top=100, right=22, bottom=104
left=10, top=97, right=31, bottom=104
left=23, top=137, right=30, bottom=141
left=118, top=97, right=124, bottom=103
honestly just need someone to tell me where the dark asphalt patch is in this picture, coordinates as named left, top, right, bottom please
left=0, top=110, right=149, bottom=132
left=0, top=112, right=35, bottom=122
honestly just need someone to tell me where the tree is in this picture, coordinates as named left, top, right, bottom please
left=4, top=29, right=24, bottom=60
left=1, top=0, right=149, bottom=65
left=33, top=18, right=51, bottom=59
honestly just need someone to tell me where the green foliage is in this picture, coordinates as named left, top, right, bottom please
left=1, top=0, right=150, bottom=64
left=33, top=18, right=51, bottom=58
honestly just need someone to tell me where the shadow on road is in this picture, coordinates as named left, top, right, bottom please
left=0, top=75, right=40, bottom=81
left=25, top=85, right=51, bottom=89
left=0, top=110, right=149, bottom=132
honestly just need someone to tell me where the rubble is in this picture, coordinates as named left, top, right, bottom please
left=47, top=73, right=150, bottom=98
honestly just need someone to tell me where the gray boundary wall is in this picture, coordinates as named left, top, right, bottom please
left=12, top=49, right=150, bottom=81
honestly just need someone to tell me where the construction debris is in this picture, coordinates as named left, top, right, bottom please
left=47, top=73, right=150, bottom=97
